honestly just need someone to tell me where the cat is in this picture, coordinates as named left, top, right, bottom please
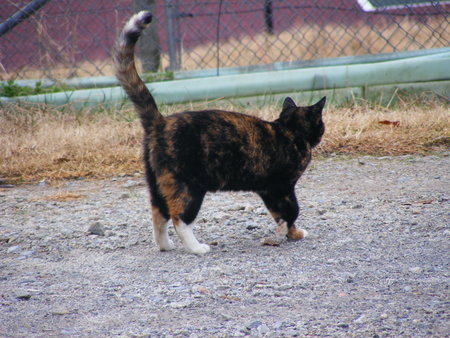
left=113, top=11, right=326, bottom=254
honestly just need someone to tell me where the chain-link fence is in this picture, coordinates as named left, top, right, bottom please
left=1, top=0, right=449, bottom=81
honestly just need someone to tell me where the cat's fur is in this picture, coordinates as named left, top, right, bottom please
left=113, top=11, right=326, bottom=254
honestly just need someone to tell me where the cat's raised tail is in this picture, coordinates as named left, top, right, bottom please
left=113, top=11, right=162, bottom=128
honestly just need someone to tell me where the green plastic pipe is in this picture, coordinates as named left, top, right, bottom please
left=1, top=51, right=449, bottom=109
left=2, top=47, right=449, bottom=89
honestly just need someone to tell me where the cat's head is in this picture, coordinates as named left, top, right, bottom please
left=277, top=96, right=326, bottom=148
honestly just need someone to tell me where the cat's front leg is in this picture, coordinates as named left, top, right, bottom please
left=173, top=221, right=211, bottom=255
left=275, top=220, right=308, bottom=240
left=259, top=187, right=308, bottom=241
left=287, top=225, right=308, bottom=240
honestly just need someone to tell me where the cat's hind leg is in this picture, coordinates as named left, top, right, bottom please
left=258, top=187, right=308, bottom=240
left=151, top=206, right=175, bottom=251
left=158, top=175, right=209, bottom=254
left=146, top=167, right=175, bottom=251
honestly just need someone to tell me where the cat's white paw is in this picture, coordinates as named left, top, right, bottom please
left=287, top=226, right=308, bottom=240
left=158, top=239, right=175, bottom=251
left=300, top=229, right=309, bottom=238
left=189, top=243, right=211, bottom=255
left=174, top=221, right=210, bottom=255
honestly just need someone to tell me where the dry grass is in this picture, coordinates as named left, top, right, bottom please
left=317, top=100, right=449, bottom=156
left=1, top=96, right=448, bottom=184
left=0, top=106, right=143, bottom=183
left=182, top=17, right=450, bottom=70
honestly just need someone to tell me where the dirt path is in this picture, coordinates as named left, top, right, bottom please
left=1, top=154, right=449, bottom=337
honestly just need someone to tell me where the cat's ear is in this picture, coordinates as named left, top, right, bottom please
left=282, top=97, right=296, bottom=110
left=313, top=96, right=326, bottom=110
left=308, top=96, right=326, bottom=120
left=307, top=96, right=326, bottom=125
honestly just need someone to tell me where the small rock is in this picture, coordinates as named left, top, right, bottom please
left=354, top=314, right=367, bottom=324
left=52, top=308, right=73, bottom=315
left=61, top=228, right=75, bottom=236
left=16, top=292, right=32, bottom=301
left=352, top=204, right=363, bottom=209
left=261, top=237, right=281, bottom=246
left=403, top=285, right=412, bottom=292
left=60, top=328, right=78, bottom=335
left=285, top=329, right=300, bottom=337
left=337, top=323, right=349, bottom=329
left=255, top=207, right=266, bottom=215
left=120, top=193, right=130, bottom=199
left=409, top=267, right=423, bottom=274
left=257, top=323, right=270, bottom=335
left=273, top=321, right=283, bottom=330
left=88, top=222, right=105, bottom=236
left=7, top=245, right=20, bottom=253
left=244, top=205, right=255, bottom=212
left=170, top=301, right=191, bottom=309
left=0, top=237, right=10, bottom=244
left=411, top=208, right=422, bottom=215
left=123, top=180, right=142, bottom=188
left=219, top=313, right=232, bottom=321
left=20, top=250, right=35, bottom=258
left=247, top=321, right=263, bottom=330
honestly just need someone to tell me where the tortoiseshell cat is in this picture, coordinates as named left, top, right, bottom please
left=113, top=11, right=326, bottom=254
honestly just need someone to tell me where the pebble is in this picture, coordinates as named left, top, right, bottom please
left=60, top=329, right=78, bottom=335
left=7, top=245, right=20, bottom=253
left=52, top=308, right=73, bottom=316
left=87, top=222, right=105, bottom=236
left=285, top=329, right=301, bottom=337
left=354, top=314, right=367, bottom=324
left=123, top=180, right=142, bottom=188
left=170, top=301, right=192, bottom=309
left=16, top=292, right=32, bottom=300
left=20, top=250, right=35, bottom=258
left=261, top=237, right=281, bottom=246
left=247, top=321, right=263, bottom=330
left=409, top=267, right=423, bottom=274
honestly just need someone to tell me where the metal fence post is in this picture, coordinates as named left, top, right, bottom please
left=164, top=0, right=180, bottom=71
left=133, top=0, right=161, bottom=73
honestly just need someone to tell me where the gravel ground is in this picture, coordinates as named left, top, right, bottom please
left=1, top=154, right=449, bottom=337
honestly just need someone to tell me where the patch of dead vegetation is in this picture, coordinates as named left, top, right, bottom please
left=1, top=96, right=448, bottom=183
